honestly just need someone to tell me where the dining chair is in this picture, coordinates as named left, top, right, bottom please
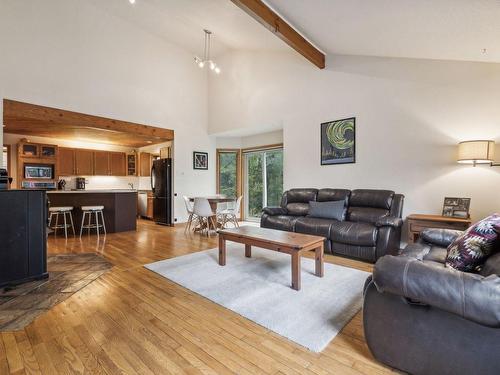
left=193, top=197, right=217, bottom=236
left=183, top=196, right=196, bottom=233
left=218, top=196, right=243, bottom=228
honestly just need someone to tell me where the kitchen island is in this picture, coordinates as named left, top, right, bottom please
left=47, top=190, right=137, bottom=233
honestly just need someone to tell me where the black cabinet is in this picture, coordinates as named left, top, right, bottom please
left=0, top=190, right=48, bottom=287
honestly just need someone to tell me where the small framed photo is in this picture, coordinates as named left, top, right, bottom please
left=442, top=197, right=471, bottom=218
left=193, top=151, right=208, bottom=170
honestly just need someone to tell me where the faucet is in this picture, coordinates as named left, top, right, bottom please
left=128, top=183, right=134, bottom=190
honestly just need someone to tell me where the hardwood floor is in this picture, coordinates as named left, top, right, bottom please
left=1, top=219, right=398, bottom=374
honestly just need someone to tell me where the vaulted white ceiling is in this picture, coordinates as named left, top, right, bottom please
left=265, top=0, right=500, bottom=63
left=89, top=0, right=500, bottom=64
left=88, top=0, right=288, bottom=57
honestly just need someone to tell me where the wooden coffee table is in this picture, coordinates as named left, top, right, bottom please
left=218, top=226, right=325, bottom=291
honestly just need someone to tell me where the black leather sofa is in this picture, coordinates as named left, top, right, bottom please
left=261, top=188, right=404, bottom=262
left=363, top=228, right=500, bottom=375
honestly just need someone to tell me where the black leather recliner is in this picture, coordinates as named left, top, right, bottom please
left=363, top=228, right=500, bottom=375
left=261, top=188, right=404, bottom=262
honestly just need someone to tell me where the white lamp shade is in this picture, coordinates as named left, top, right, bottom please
left=457, top=140, right=495, bottom=164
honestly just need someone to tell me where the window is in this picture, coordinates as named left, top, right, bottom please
left=244, top=148, right=283, bottom=220
left=216, top=150, right=240, bottom=198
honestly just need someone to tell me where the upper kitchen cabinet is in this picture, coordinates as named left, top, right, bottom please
left=58, top=148, right=76, bottom=176
left=93, top=151, right=126, bottom=176
left=127, top=153, right=137, bottom=176
left=139, top=152, right=152, bottom=177
left=74, top=149, right=93, bottom=175
left=19, top=142, right=58, bottom=160
left=110, top=152, right=126, bottom=176
left=93, top=151, right=109, bottom=175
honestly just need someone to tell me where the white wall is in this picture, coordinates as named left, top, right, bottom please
left=0, top=0, right=216, bottom=222
left=209, top=51, right=500, bottom=222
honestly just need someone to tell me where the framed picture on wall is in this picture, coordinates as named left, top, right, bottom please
left=193, top=151, right=208, bottom=170
left=442, top=197, right=471, bottom=218
left=321, top=117, right=356, bottom=165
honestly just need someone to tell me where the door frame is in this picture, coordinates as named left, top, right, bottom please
left=216, top=148, right=242, bottom=219
left=241, top=144, right=283, bottom=221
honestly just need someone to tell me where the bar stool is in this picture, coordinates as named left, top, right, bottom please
left=80, top=206, right=106, bottom=238
left=48, top=206, right=75, bottom=238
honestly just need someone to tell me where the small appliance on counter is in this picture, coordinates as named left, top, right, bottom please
left=57, top=179, right=67, bottom=190
left=0, top=169, right=13, bottom=190
left=75, top=177, right=86, bottom=190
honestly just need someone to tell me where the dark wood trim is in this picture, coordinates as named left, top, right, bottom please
left=230, top=0, right=325, bottom=69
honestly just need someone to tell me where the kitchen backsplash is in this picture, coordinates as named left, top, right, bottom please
left=58, top=176, right=150, bottom=190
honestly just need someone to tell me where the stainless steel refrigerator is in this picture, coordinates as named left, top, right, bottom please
left=151, top=158, right=173, bottom=225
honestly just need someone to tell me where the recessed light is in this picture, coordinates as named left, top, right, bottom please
left=129, top=0, right=136, bottom=4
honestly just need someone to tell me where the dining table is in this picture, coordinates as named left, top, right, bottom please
left=188, top=196, right=236, bottom=231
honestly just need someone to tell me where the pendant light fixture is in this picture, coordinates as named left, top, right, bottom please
left=194, top=29, right=221, bottom=74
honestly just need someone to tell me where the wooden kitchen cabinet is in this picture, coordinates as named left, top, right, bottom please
left=74, top=149, right=94, bottom=175
left=93, top=151, right=126, bottom=176
left=58, top=148, right=76, bottom=175
left=146, top=192, right=154, bottom=219
left=93, top=151, right=110, bottom=175
left=127, top=153, right=137, bottom=176
left=58, top=148, right=127, bottom=177
left=140, top=152, right=152, bottom=177
left=110, top=152, right=126, bottom=176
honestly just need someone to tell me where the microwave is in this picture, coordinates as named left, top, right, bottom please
left=24, top=164, right=54, bottom=179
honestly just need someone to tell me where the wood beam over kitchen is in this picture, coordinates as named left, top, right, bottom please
left=230, top=0, right=325, bottom=69
left=3, top=99, right=174, bottom=148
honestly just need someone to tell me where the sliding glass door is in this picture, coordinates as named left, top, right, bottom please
left=244, top=148, right=283, bottom=221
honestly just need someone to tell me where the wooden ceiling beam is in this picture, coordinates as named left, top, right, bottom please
left=230, top=0, right=325, bottom=69
left=3, top=99, right=174, bottom=148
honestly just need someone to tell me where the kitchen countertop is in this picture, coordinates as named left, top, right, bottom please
left=47, top=189, right=138, bottom=194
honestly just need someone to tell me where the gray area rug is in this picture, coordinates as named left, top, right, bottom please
left=145, top=244, right=370, bottom=352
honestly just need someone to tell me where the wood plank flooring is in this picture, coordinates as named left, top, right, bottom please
left=1, top=219, right=399, bottom=374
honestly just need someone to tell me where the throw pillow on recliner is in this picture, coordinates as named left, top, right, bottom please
left=446, top=213, right=500, bottom=272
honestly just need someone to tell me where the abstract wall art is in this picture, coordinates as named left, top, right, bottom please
left=321, top=117, right=356, bottom=165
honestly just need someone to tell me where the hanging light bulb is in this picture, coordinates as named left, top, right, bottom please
left=194, top=29, right=221, bottom=75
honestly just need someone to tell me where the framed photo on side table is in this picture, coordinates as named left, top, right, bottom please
left=442, top=197, right=471, bottom=218
left=193, top=151, right=208, bottom=170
